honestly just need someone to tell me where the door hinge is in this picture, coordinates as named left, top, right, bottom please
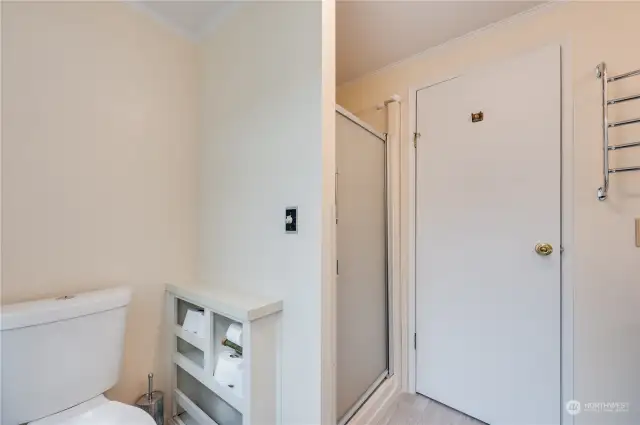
left=414, top=333, right=417, bottom=350
left=337, top=260, right=339, bottom=275
left=413, top=132, right=421, bottom=148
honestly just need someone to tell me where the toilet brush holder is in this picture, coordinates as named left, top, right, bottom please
left=135, top=373, right=164, bottom=425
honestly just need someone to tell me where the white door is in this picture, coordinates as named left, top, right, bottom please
left=415, top=45, right=561, bottom=425
left=336, top=110, right=388, bottom=423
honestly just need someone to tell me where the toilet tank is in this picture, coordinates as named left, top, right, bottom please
left=1, top=287, right=132, bottom=425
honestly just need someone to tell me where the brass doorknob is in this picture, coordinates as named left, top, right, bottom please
left=535, top=243, right=553, bottom=256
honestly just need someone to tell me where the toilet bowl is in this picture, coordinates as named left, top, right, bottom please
left=29, top=395, right=156, bottom=425
left=1, top=287, right=157, bottom=425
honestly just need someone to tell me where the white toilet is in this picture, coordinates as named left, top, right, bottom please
left=1, top=287, right=158, bottom=425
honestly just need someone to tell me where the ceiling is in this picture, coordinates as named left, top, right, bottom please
left=128, top=1, right=240, bottom=40
left=129, top=1, right=542, bottom=83
left=336, top=1, right=542, bottom=83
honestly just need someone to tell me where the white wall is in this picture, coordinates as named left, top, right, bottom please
left=321, top=0, right=337, bottom=422
left=1, top=1, right=200, bottom=402
left=198, top=3, right=324, bottom=424
left=338, top=2, right=640, bottom=424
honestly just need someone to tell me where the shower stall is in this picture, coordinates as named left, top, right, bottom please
left=335, top=106, right=390, bottom=424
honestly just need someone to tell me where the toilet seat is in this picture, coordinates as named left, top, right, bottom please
left=29, top=395, right=157, bottom=425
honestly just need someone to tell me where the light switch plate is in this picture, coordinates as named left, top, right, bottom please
left=286, top=207, right=298, bottom=234
left=636, top=218, right=640, bottom=248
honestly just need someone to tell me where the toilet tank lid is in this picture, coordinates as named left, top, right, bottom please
left=1, top=287, right=132, bottom=331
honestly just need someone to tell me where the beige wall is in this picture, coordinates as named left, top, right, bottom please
left=338, top=2, right=640, bottom=424
left=198, top=3, right=325, bottom=424
left=2, top=2, right=200, bottom=403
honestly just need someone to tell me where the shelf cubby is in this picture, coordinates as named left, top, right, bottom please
left=167, top=284, right=282, bottom=425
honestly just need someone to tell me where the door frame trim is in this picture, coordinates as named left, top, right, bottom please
left=405, top=42, right=575, bottom=425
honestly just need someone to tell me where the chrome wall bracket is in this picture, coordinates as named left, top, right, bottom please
left=596, top=62, right=640, bottom=201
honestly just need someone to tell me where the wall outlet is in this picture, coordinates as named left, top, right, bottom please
left=286, top=207, right=297, bottom=233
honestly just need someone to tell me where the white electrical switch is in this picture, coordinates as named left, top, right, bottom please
left=285, top=207, right=297, bottom=233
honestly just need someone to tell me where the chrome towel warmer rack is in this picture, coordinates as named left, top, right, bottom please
left=596, top=62, right=640, bottom=201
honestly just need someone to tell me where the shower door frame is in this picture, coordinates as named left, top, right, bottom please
left=335, top=105, right=393, bottom=425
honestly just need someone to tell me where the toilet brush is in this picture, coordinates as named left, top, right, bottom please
left=135, top=373, right=164, bottom=425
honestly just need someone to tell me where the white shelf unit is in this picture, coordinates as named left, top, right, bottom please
left=166, top=284, right=282, bottom=425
